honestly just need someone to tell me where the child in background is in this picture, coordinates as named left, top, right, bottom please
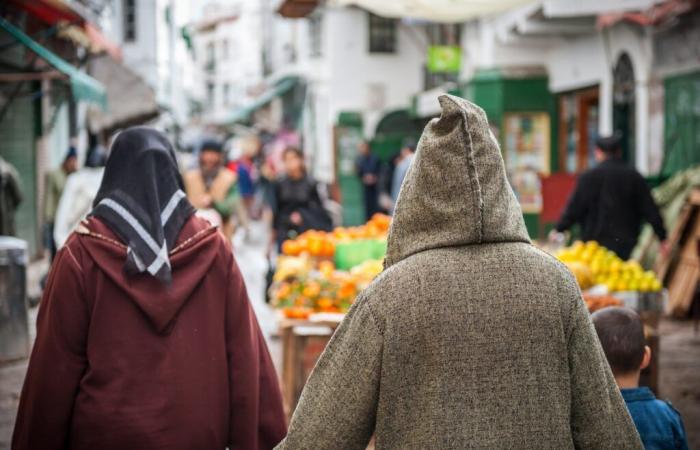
left=592, top=307, right=689, bottom=450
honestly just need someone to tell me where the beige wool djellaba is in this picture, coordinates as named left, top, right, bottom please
left=276, top=95, right=643, bottom=449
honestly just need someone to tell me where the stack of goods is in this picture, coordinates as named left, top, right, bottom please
left=582, top=293, right=623, bottom=313
left=554, top=241, right=664, bottom=314
left=555, top=240, right=663, bottom=293
left=272, top=214, right=391, bottom=320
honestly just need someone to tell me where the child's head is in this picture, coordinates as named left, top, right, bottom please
left=591, top=306, right=651, bottom=387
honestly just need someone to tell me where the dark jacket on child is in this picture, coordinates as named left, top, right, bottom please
left=622, top=387, right=689, bottom=450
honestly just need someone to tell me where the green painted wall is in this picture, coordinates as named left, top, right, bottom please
left=0, top=28, right=40, bottom=253
left=336, top=112, right=365, bottom=226
left=663, top=70, right=700, bottom=176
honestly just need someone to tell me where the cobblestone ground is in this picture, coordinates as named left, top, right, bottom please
left=1, top=227, right=699, bottom=449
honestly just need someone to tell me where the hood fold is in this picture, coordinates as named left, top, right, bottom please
left=384, top=95, right=530, bottom=268
left=79, top=217, right=219, bottom=334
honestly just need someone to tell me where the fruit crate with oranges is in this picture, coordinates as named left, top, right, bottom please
left=272, top=214, right=391, bottom=319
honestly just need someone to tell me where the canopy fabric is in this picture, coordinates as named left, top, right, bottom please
left=87, top=55, right=158, bottom=133
left=330, top=0, right=536, bottom=23
left=0, top=17, right=107, bottom=109
left=227, top=76, right=299, bottom=124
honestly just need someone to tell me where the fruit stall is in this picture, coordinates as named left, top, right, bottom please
left=270, top=220, right=668, bottom=411
left=269, top=214, right=389, bottom=414
left=553, top=240, right=666, bottom=391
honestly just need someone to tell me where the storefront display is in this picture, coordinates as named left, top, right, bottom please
left=503, top=112, right=551, bottom=213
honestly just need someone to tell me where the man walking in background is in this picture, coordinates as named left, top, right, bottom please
left=390, top=140, right=415, bottom=207
left=44, top=146, right=78, bottom=260
left=552, top=134, right=667, bottom=259
left=184, top=139, right=247, bottom=239
left=356, top=140, right=381, bottom=220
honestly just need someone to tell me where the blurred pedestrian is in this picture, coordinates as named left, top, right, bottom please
left=229, top=135, right=260, bottom=217
left=184, top=139, right=247, bottom=239
left=390, top=140, right=415, bottom=206
left=53, top=145, right=107, bottom=249
left=272, top=146, right=331, bottom=249
left=0, top=155, right=23, bottom=236
left=44, top=146, right=78, bottom=260
left=552, top=134, right=667, bottom=259
left=592, top=307, right=689, bottom=449
left=276, top=96, right=642, bottom=449
left=12, top=127, right=286, bottom=450
left=356, top=140, right=381, bottom=220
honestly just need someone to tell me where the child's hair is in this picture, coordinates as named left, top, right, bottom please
left=591, top=306, right=646, bottom=376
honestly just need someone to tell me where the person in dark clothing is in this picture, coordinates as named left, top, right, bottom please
left=553, top=135, right=667, bottom=259
left=272, top=147, right=332, bottom=248
left=356, top=141, right=381, bottom=220
left=12, top=127, right=287, bottom=450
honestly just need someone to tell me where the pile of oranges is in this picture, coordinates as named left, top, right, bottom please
left=273, top=266, right=372, bottom=320
left=281, top=213, right=391, bottom=258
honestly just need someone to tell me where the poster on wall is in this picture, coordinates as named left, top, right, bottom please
left=503, top=112, right=551, bottom=214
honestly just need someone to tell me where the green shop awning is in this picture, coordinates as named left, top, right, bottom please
left=0, top=18, right=107, bottom=109
left=227, top=76, right=299, bottom=124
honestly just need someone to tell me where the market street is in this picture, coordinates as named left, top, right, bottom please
left=1, top=224, right=700, bottom=448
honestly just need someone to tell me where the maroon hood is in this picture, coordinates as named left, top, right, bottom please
left=78, top=215, right=220, bottom=334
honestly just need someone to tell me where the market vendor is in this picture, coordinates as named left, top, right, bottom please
left=552, top=134, right=667, bottom=259
left=271, top=146, right=332, bottom=248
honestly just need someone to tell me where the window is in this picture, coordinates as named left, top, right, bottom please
left=368, top=13, right=396, bottom=53
left=123, top=0, right=136, bottom=42
left=308, top=14, right=323, bottom=57
left=222, top=83, right=230, bottom=105
left=206, top=82, right=215, bottom=107
left=205, top=42, right=216, bottom=73
left=222, top=40, right=229, bottom=60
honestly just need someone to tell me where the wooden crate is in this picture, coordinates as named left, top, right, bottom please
left=279, top=318, right=340, bottom=419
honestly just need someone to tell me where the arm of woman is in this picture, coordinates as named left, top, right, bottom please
left=12, top=244, right=89, bottom=450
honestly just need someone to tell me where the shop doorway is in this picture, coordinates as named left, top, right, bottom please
left=558, top=86, right=599, bottom=173
left=613, top=52, right=636, bottom=166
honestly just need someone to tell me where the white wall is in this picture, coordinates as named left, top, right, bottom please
left=112, top=0, right=159, bottom=90
left=192, top=1, right=265, bottom=122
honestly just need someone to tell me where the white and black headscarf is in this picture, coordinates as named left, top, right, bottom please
left=90, top=127, right=194, bottom=284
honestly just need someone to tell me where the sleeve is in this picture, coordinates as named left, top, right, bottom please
left=213, top=184, right=240, bottom=218
left=277, top=295, right=383, bottom=450
left=225, top=253, right=287, bottom=450
left=556, top=175, right=588, bottom=233
left=636, top=175, right=667, bottom=241
left=11, top=246, right=89, bottom=450
left=563, top=274, right=644, bottom=449
left=668, top=404, right=689, bottom=450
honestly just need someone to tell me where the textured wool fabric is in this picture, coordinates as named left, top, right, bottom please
left=276, top=95, right=643, bottom=449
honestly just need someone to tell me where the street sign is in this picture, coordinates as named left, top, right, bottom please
left=427, top=46, right=461, bottom=73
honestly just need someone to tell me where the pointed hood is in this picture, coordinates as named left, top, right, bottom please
left=384, top=95, right=530, bottom=268
left=79, top=216, right=220, bottom=334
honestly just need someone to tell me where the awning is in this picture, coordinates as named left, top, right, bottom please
left=87, top=54, right=158, bottom=133
left=0, top=18, right=107, bottom=109
left=277, top=0, right=320, bottom=18
left=329, top=0, right=537, bottom=23
left=227, top=76, right=300, bottom=124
